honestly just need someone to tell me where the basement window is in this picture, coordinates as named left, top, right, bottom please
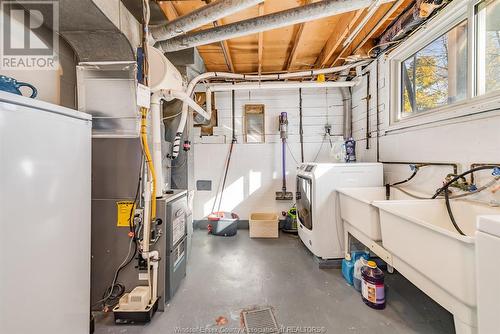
left=475, top=0, right=500, bottom=95
left=389, top=0, right=500, bottom=128
left=401, top=20, right=468, bottom=116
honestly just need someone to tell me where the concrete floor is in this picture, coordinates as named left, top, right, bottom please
left=95, top=229, right=455, bottom=334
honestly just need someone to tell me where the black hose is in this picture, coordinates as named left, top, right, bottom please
left=432, top=165, right=500, bottom=236
left=444, top=187, right=466, bottom=236
left=432, top=165, right=499, bottom=199
left=385, top=166, right=419, bottom=199
left=393, top=168, right=418, bottom=186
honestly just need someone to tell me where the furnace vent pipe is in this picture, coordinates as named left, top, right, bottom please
left=151, top=0, right=264, bottom=41
left=156, top=0, right=394, bottom=52
left=170, top=60, right=370, bottom=159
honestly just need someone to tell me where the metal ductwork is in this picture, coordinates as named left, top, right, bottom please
left=156, top=0, right=394, bottom=52
left=151, top=0, right=264, bottom=42
left=25, top=0, right=138, bottom=62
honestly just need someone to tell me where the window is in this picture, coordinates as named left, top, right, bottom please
left=244, top=104, right=265, bottom=143
left=389, top=0, right=500, bottom=127
left=401, top=21, right=468, bottom=116
left=475, top=0, right=500, bottom=95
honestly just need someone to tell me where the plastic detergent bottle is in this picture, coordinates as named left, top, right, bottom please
left=353, top=257, right=368, bottom=292
left=345, top=137, right=356, bottom=163
left=361, top=261, right=385, bottom=309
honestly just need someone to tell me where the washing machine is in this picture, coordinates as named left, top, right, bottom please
left=296, top=163, right=383, bottom=259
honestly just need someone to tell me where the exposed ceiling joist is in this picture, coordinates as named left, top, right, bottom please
left=284, top=0, right=313, bottom=71
left=214, top=20, right=235, bottom=72
left=314, top=9, right=364, bottom=68
left=156, top=0, right=411, bottom=74
left=157, top=1, right=179, bottom=21
left=331, top=2, right=399, bottom=66
left=257, top=3, right=264, bottom=75
left=156, top=0, right=394, bottom=52
left=352, top=0, right=407, bottom=55
left=152, top=0, right=264, bottom=41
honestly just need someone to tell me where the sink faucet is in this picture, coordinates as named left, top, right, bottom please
left=445, top=173, right=471, bottom=192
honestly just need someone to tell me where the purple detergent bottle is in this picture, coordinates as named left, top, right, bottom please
left=345, top=137, right=356, bottom=163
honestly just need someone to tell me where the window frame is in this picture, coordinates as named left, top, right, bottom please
left=388, top=0, right=500, bottom=130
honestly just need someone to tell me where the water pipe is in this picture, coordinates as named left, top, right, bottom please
left=170, top=60, right=370, bottom=159
left=432, top=165, right=500, bottom=236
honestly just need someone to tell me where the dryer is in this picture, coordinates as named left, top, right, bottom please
left=296, top=163, right=383, bottom=259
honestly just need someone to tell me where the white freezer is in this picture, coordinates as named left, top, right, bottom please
left=0, top=91, right=92, bottom=334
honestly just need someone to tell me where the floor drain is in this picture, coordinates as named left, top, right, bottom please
left=242, top=307, right=279, bottom=333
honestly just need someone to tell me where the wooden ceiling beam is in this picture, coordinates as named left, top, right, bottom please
left=351, top=0, right=409, bottom=56
left=284, top=0, right=312, bottom=71
left=257, top=3, right=264, bottom=75
left=314, top=9, right=364, bottom=68
left=213, top=20, right=235, bottom=72
left=330, top=2, right=401, bottom=67
left=205, top=0, right=235, bottom=72
left=157, top=1, right=180, bottom=21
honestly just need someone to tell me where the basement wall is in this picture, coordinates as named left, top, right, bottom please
left=351, top=58, right=500, bottom=204
left=192, top=88, right=345, bottom=220
left=0, top=14, right=77, bottom=108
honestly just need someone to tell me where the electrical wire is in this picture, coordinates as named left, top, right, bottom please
left=93, top=156, right=143, bottom=310
left=92, top=238, right=136, bottom=309
left=286, top=142, right=299, bottom=165
left=312, top=135, right=326, bottom=162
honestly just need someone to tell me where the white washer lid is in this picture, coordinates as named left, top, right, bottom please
left=477, top=215, right=500, bottom=236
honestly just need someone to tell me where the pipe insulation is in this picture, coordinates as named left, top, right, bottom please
left=156, top=0, right=394, bottom=52
left=151, top=0, right=264, bottom=41
left=170, top=60, right=370, bottom=159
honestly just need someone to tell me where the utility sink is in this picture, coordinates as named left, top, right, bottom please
left=337, top=187, right=417, bottom=241
left=373, top=199, right=500, bottom=333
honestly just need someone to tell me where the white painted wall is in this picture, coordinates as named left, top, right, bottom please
left=193, top=88, right=345, bottom=220
left=0, top=9, right=77, bottom=108
left=351, top=58, right=500, bottom=204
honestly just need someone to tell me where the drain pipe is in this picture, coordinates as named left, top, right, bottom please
left=170, top=60, right=370, bottom=159
left=151, top=0, right=264, bottom=41
left=156, top=0, right=395, bottom=52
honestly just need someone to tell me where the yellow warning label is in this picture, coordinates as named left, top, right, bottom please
left=116, top=201, right=135, bottom=227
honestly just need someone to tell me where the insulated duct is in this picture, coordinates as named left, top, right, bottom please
left=151, top=0, right=264, bottom=41
left=156, top=0, right=394, bottom=52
